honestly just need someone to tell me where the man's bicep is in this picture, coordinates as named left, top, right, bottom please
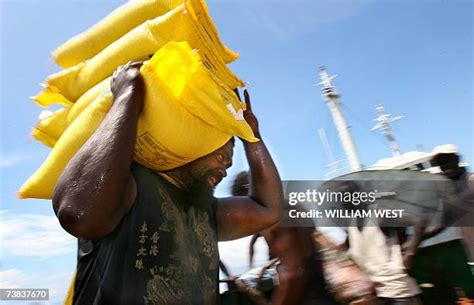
left=216, top=196, right=276, bottom=241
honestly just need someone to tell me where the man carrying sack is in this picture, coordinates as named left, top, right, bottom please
left=52, top=62, right=283, bottom=305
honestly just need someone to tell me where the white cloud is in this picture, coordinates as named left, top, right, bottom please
left=0, top=211, right=76, bottom=257
left=0, top=154, right=32, bottom=168
left=0, top=268, right=74, bottom=305
left=0, top=211, right=76, bottom=304
left=238, top=1, right=371, bottom=41
left=0, top=209, right=11, bottom=215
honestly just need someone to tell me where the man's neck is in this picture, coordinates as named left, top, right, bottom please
left=158, top=167, right=192, bottom=190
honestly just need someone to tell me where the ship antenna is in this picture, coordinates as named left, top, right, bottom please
left=318, top=128, right=345, bottom=177
left=317, top=66, right=362, bottom=172
left=370, top=103, right=404, bottom=157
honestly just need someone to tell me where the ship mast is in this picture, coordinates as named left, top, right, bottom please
left=318, top=128, right=344, bottom=177
left=317, top=67, right=362, bottom=172
left=370, top=104, right=403, bottom=157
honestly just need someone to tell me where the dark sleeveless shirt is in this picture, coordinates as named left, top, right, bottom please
left=73, top=163, right=220, bottom=305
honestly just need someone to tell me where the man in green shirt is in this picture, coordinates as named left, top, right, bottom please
left=411, top=144, right=473, bottom=305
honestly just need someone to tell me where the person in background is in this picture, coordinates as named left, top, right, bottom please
left=333, top=181, right=422, bottom=305
left=233, top=171, right=340, bottom=305
left=411, top=144, right=474, bottom=305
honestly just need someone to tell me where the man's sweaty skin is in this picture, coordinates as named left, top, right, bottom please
left=53, top=62, right=282, bottom=242
left=53, top=62, right=144, bottom=240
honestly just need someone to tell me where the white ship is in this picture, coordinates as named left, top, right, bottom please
left=316, top=66, right=468, bottom=175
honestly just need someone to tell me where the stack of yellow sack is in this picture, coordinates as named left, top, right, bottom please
left=19, top=0, right=257, bottom=200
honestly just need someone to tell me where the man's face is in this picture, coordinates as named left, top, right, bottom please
left=435, top=154, right=461, bottom=179
left=189, top=139, right=234, bottom=187
left=185, top=139, right=234, bottom=208
left=440, top=163, right=460, bottom=179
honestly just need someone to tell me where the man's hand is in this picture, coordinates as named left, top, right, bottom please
left=242, top=90, right=260, bottom=138
left=111, top=61, right=145, bottom=108
left=217, top=88, right=282, bottom=241
left=234, top=89, right=260, bottom=138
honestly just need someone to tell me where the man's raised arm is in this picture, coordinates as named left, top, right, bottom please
left=217, top=90, right=283, bottom=241
left=52, top=62, right=144, bottom=240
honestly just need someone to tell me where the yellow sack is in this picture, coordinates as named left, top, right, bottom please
left=31, top=84, right=73, bottom=108
left=32, top=78, right=110, bottom=147
left=186, top=0, right=239, bottom=64
left=33, top=108, right=69, bottom=148
left=38, top=1, right=243, bottom=106
left=63, top=272, right=75, bottom=305
left=53, top=0, right=183, bottom=68
left=20, top=87, right=113, bottom=199
left=19, top=41, right=256, bottom=200
left=121, top=0, right=240, bottom=65
left=54, top=0, right=238, bottom=68
left=127, top=0, right=239, bottom=64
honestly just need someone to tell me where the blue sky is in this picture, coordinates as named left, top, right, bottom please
left=0, top=0, right=472, bottom=303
